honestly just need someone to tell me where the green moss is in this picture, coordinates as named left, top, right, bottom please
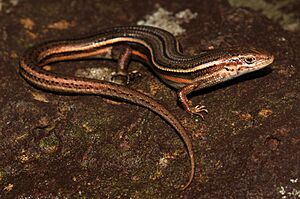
left=39, top=134, right=60, bottom=155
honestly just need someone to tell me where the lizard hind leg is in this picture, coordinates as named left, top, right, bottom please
left=110, top=45, right=134, bottom=85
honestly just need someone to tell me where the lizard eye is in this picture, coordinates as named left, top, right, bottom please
left=244, top=56, right=256, bottom=64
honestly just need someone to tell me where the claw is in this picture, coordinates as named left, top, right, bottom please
left=128, top=70, right=141, bottom=82
left=110, top=72, right=130, bottom=85
left=189, top=105, right=208, bottom=120
left=194, top=105, right=208, bottom=113
left=110, top=70, right=142, bottom=85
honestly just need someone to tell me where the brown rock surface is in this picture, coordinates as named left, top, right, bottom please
left=0, top=0, right=299, bottom=198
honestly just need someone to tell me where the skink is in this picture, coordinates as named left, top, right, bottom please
left=19, top=25, right=274, bottom=190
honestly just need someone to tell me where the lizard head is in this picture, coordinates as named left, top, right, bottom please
left=220, top=47, right=274, bottom=78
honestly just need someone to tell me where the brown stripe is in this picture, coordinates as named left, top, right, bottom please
left=158, top=73, right=192, bottom=84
